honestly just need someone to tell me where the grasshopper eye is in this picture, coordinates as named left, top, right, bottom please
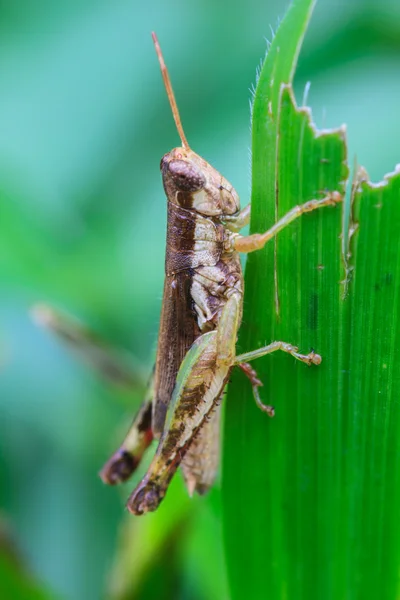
left=168, top=159, right=206, bottom=192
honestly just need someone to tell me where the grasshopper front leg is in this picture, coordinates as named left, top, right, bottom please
left=230, top=191, right=341, bottom=253
left=224, top=191, right=341, bottom=248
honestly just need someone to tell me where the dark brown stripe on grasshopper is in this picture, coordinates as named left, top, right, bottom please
left=165, top=202, right=225, bottom=274
left=152, top=270, right=200, bottom=436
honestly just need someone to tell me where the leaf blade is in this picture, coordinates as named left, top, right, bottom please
left=223, top=3, right=400, bottom=600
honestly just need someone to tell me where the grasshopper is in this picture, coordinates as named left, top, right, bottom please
left=99, top=33, right=341, bottom=515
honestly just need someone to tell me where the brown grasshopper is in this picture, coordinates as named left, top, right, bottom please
left=99, top=33, right=341, bottom=515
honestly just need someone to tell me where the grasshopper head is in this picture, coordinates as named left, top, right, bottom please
left=161, top=147, right=240, bottom=216
left=152, top=33, right=240, bottom=218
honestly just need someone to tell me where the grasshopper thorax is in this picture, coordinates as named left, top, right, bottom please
left=161, top=147, right=240, bottom=217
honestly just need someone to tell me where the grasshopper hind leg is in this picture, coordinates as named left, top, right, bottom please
left=126, top=330, right=230, bottom=515
left=100, top=375, right=154, bottom=485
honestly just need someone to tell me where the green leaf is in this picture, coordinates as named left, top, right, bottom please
left=223, top=0, right=400, bottom=598
left=340, top=166, right=400, bottom=598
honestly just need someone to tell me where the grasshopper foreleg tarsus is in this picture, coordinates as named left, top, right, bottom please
left=233, top=191, right=342, bottom=253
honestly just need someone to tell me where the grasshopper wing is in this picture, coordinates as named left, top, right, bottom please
left=152, top=270, right=201, bottom=437
left=181, top=404, right=222, bottom=495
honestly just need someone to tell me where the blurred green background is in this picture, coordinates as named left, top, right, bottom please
left=1, top=1, right=400, bottom=598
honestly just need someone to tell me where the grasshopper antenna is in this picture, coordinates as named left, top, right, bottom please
left=152, top=31, right=190, bottom=149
